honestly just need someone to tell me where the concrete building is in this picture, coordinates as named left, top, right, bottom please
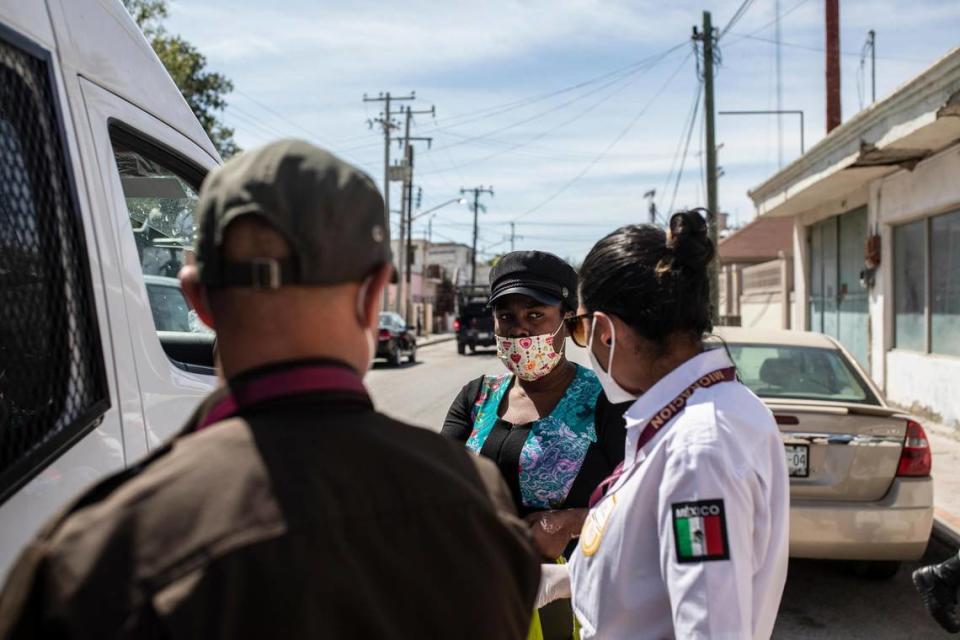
left=387, top=240, right=492, bottom=333
left=748, top=48, right=960, bottom=427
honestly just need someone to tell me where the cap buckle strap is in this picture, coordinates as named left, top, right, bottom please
left=251, top=258, right=282, bottom=290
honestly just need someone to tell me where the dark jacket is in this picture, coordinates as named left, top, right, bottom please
left=0, top=364, right=539, bottom=639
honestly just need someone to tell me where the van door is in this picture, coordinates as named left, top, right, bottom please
left=0, top=17, right=125, bottom=578
left=78, top=78, right=218, bottom=447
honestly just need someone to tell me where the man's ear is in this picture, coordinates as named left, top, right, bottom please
left=179, top=265, right=215, bottom=329
left=359, top=264, right=393, bottom=330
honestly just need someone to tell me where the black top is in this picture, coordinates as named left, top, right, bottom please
left=442, top=374, right=628, bottom=516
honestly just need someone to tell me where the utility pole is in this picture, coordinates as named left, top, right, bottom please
left=365, top=91, right=414, bottom=310
left=868, top=29, right=876, bottom=103
left=397, top=104, right=434, bottom=322
left=694, top=11, right=720, bottom=323
left=460, top=186, right=494, bottom=285
left=510, top=222, right=516, bottom=252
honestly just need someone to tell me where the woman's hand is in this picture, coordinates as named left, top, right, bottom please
left=524, top=508, right=588, bottom=560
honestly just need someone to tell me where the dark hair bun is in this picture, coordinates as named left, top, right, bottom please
left=667, top=209, right=715, bottom=272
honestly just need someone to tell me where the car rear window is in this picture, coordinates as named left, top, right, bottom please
left=462, top=302, right=488, bottom=316
left=724, top=343, right=880, bottom=405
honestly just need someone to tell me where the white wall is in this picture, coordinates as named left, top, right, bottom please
left=741, top=293, right=785, bottom=329
left=887, top=350, right=960, bottom=427
left=873, top=144, right=960, bottom=426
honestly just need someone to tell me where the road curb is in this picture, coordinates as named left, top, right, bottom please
left=416, top=335, right=456, bottom=348
left=934, top=509, right=960, bottom=548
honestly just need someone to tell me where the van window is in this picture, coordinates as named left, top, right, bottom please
left=109, top=128, right=215, bottom=370
left=0, top=33, right=109, bottom=501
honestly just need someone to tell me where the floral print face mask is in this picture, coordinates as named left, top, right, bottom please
left=496, top=322, right=566, bottom=382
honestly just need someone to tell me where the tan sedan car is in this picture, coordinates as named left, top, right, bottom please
left=714, top=328, right=934, bottom=579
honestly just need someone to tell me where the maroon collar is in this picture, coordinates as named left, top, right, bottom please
left=197, top=361, right=368, bottom=431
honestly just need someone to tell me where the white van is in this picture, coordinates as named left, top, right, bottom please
left=0, top=0, right=219, bottom=578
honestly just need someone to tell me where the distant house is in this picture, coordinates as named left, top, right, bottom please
left=717, top=216, right=794, bottom=329
left=748, top=47, right=960, bottom=426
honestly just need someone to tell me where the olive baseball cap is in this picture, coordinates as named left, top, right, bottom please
left=195, top=139, right=396, bottom=288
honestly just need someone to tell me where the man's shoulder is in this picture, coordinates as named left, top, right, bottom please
left=38, top=421, right=282, bottom=586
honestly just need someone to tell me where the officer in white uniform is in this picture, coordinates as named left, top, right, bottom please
left=561, top=211, right=790, bottom=639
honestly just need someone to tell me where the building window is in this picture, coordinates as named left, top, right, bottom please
left=894, top=220, right=926, bottom=352
left=893, top=209, right=960, bottom=357
left=931, top=210, right=960, bottom=356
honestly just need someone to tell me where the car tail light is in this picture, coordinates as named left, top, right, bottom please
left=378, top=328, right=391, bottom=340
left=897, top=420, right=932, bottom=477
left=453, top=319, right=461, bottom=331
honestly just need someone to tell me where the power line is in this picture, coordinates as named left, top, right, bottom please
left=420, top=45, right=685, bottom=175
left=724, top=0, right=812, bottom=43
left=719, top=0, right=759, bottom=39
left=658, top=48, right=701, bottom=217
left=233, top=89, right=335, bottom=146
left=728, top=32, right=926, bottom=62
left=415, top=41, right=688, bottom=135
left=668, top=81, right=703, bottom=216
left=512, top=51, right=694, bottom=223
left=427, top=44, right=686, bottom=156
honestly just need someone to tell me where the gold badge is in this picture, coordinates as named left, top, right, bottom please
left=580, top=494, right=617, bottom=557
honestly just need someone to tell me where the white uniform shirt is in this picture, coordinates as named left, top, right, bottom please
left=569, top=348, right=789, bottom=639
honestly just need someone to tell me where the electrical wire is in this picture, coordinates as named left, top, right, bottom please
left=416, top=41, right=688, bottom=135
left=727, top=33, right=926, bottom=62
left=668, top=81, right=703, bottom=216
left=420, top=45, right=685, bottom=176
left=723, top=0, right=812, bottom=44
left=657, top=48, right=701, bottom=216
left=719, top=0, right=759, bottom=39
left=511, top=50, right=695, bottom=223
left=426, top=43, right=687, bottom=156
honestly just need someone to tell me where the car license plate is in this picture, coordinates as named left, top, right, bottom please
left=785, top=444, right=809, bottom=478
left=478, top=332, right=491, bottom=339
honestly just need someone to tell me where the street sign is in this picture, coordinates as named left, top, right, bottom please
left=388, top=163, right=410, bottom=182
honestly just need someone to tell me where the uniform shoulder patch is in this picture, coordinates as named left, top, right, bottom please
left=671, top=499, right=729, bottom=563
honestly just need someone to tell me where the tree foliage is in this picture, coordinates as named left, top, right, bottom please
left=122, top=0, right=240, bottom=158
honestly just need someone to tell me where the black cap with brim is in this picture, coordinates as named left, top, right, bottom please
left=487, top=250, right=578, bottom=310
left=488, top=285, right=561, bottom=308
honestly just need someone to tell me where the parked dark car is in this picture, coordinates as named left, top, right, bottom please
left=377, top=312, right=417, bottom=366
left=455, top=285, right=495, bottom=355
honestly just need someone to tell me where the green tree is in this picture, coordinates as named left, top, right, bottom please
left=123, top=0, right=240, bottom=158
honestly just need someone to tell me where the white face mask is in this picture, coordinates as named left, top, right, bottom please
left=587, top=316, right=639, bottom=404
left=496, top=321, right=566, bottom=382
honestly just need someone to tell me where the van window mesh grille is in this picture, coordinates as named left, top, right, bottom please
left=0, top=33, right=108, bottom=499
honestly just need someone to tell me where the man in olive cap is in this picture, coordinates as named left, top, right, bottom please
left=0, top=140, right=539, bottom=639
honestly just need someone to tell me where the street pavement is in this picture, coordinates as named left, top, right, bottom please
left=367, top=340, right=956, bottom=639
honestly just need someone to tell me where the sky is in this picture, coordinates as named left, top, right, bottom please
left=165, top=0, right=959, bottom=263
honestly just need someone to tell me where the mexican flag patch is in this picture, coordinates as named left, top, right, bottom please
left=672, top=499, right=729, bottom=563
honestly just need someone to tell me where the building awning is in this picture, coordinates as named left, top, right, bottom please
left=749, top=48, right=960, bottom=219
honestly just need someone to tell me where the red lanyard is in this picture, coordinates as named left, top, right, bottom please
left=197, top=364, right=367, bottom=431
left=588, top=367, right=736, bottom=508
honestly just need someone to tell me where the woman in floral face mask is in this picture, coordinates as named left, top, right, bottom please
left=442, top=251, right=627, bottom=640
